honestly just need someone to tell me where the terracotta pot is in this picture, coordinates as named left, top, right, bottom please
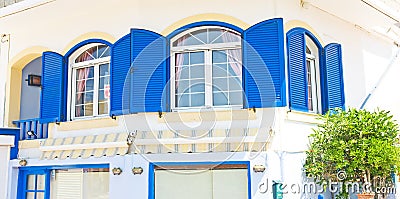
left=356, top=193, right=375, bottom=199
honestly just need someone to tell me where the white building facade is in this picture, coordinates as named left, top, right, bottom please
left=0, top=0, right=399, bottom=199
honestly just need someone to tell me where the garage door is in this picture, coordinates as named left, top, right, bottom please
left=154, top=165, right=248, bottom=199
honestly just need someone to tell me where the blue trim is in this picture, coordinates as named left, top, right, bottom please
left=166, top=21, right=244, bottom=40
left=148, top=161, right=251, bottom=199
left=64, top=39, right=113, bottom=58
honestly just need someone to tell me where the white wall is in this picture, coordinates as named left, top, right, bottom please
left=0, top=135, right=14, bottom=199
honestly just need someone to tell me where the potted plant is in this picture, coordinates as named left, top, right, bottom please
left=304, top=108, right=400, bottom=199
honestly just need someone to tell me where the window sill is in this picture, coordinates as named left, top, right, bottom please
left=285, top=110, right=322, bottom=124
left=57, top=116, right=118, bottom=131
left=159, top=109, right=256, bottom=123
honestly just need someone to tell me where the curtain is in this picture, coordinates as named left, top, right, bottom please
left=221, top=31, right=242, bottom=77
left=175, top=36, right=187, bottom=91
left=75, top=48, right=95, bottom=117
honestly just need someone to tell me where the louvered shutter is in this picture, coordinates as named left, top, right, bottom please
left=54, top=170, right=83, bottom=199
left=110, top=34, right=131, bottom=116
left=130, top=29, right=168, bottom=113
left=287, top=30, right=308, bottom=111
left=40, top=52, right=66, bottom=122
left=323, top=43, right=345, bottom=112
left=242, top=18, right=286, bottom=108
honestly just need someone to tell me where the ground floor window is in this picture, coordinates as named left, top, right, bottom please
left=18, top=166, right=109, bottom=199
left=50, top=168, right=109, bottom=199
left=153, top=163, right=249, bottom=199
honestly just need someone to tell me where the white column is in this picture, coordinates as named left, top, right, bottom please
left=0, top=34, right=10, bottom=127
left=0, top=135, right=14, bottom=199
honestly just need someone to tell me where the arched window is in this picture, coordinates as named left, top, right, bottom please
left=305, top=36, right=321, bottom=113
left=171, top=27, right=242, bottom=109
left=69, top=44, right=111, bottom=119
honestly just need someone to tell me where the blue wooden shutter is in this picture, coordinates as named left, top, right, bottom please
left=110, top=34, right=131, bottom=116
left=323, top=43, right=345, bottom=112
left=130, top=29, right=168, bottom=113
left=287, top=30, right=308, bottom=111
left=40, top=52, right=66, bottom=122
left=243, top=18, right=286, bottom=108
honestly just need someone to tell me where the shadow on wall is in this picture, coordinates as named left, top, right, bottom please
left=19, top=57, right=41, bottom=120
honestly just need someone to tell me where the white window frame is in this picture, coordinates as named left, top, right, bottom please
left=305, top=36, right=321, bottom=114
left=170, top=26, right=242, bottom=111
left=67, top=44, right=111, bottom=120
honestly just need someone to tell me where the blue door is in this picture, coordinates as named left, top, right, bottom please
left=18, top=169, right=50, bottom=199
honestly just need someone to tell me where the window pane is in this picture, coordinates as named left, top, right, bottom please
left=176, top=94, right=189, bottom=107
left=191, top=29, right=207, bottom=44
left=76, top=93, right=84, bottom=105
left=26, top=192, right=35, bottom=199
left=213, top=64, right=227, bottom=78
left=209, top=28, right=223, bottom=43
left=190, top=52, right=204, bottom=65
left=213, top=92, right=228, bottom=106
left=177, top=80, right=189, bottom=94
left=88, top=67, right=94, bottom=78
left=75, top=105, right=84, bottom=117
left=229, top=91, right=243, bottom=105
left=37, top=175, right=45, bottom=190
left=183, top=34, right=203, bottom=46
left=213, top=78, right=228, bottom=92
left=190, top=65, right=204, bottom=79
left=36, top=192, right=45, bottom=199
left=175, top=53, right=189, bottom=66
left=190, top=79, right=205, bottom=93
left=229, top=77, right=242, bottom=91
left=213, top=50, right=227, bottom=63
left=98, top=102, right=108, bottom=115
left=97, top=45, right=110, bottom=58
left=85, top=104, right=93, bottom=116
left=191, top=93, right=205, bottom=107
left=84, top=92, right=94, bottom=104
left=99, top=63, right=110, bottom=76
left=179, top=66, right=189, bottom=80
left=26, top=175, right=36, bottom=190
left=99, top=77, right=110, bottom=89
left=82, top=170, right=110, bottom=199
left=86, top=79, right=94, bottom=91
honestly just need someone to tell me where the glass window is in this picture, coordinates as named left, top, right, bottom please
left=71, top=44, right=110, bottom=119
left=305, top=36, right=321, bottom=113
left=22, top=173, right=47, bottom=199
left=171, top=27, right=242, bottom=109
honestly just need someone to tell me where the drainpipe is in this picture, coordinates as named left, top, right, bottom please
left=0, top=34, right=10, bottom=127
left=360, top=45, right=400, bottom=109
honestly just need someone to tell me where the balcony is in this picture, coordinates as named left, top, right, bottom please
left=13, top=118, right=49, bottom=140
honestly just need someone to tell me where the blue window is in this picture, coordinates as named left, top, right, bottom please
left=287, top=27, right=345, bottom=114
left=18, top=165, right=109, bottom=199
left=18, top=169, right=50, bottom=199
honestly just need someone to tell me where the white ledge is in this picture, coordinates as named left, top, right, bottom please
left=134, top=136, right=270, bottom=145
left=39, top=141, right=127, bottom=151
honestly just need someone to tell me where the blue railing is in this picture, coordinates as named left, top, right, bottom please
left=13, top=118, right=49, bottom=140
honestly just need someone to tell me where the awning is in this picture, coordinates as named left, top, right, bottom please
left=40, top=133, right=128, bottom=160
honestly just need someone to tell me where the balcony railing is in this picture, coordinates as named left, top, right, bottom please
left=0, top=0, right=24, bottom=8
left=13, top=118, right=49, bottom=140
